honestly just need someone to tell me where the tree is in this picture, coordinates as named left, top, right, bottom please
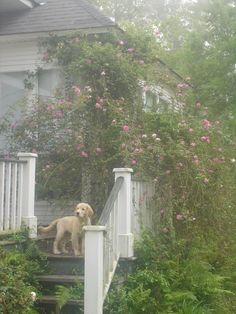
left=161, top=0, right=236, bottom=122
left=91, top=0, right=183, bottom=24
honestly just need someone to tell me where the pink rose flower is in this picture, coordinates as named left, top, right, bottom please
left=72, top=85, right=81, bottom=96
left=95, top=102, right=102, bottom=109
left=202, top=119, right=211, bottom=129
left=176, top=214, right=183, bottom=221
left=127, top=48, right=134, bottom=53
left=201, top=135, right=210, bottom=143
left=122, top=125, right=129, bottom=132
left=81, top=151, right=88, bottom=158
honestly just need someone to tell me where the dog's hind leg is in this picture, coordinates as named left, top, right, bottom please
left=61, top=238, right=69, bottom=254
left=72, top=233, right=80, bottom=256
left=53, top=229, right=64, bottom=255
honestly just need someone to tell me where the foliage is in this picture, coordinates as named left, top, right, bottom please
left=0, top=27, right=180, bottom=208
left=160, top=0, right=236, bottom=123
left=55, top=281, right=83, bottom=310
left=104, top=231, right=234, bottom=314
left=0, top=242, right=45, bottom=314
left=90, top=0, right=183, bottom=24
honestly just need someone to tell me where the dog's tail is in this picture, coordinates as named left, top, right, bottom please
left=38, top=219, right=59, bottom=234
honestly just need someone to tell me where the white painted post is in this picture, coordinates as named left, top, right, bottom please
left=83, top=226, right=106, bottom=314
left=113, top=168, right=134, bottom=258
left=17, top=153, right=38, bottom=238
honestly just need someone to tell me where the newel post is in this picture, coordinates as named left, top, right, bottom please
left=84, top=225, right=106, bottom=314
left=17, top=153, right=38, bottom=238
left=113, top=168, right=134, bottom=258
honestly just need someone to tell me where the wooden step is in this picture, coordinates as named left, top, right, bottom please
left=45, top=253, right=84, bottom=275
left=37, top=274, right=83, bottom=284
left=40, top=295, right=82, bottom=306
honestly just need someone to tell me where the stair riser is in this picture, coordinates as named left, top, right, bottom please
left=39, top=281, right=82, bottom=294
left=47, top=258, right=84, bottom=275
left=37, top=302, right=83, bottom=314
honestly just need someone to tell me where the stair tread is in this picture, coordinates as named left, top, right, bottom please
left=37, top=274, right=83, bottom=283
left=45, top=253, right=84, bottom=259
left=40, top=295, right=82, bottom=305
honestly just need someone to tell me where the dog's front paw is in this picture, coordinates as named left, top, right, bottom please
left=53, top=250, right=61, bottom=255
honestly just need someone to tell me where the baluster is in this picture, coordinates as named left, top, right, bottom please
left=11, top=163, right=17, bottom=230
left=16, top=162, right=24, bottom=229
left=4, top=162, right=11, bottom=231
left=0, top=162, right=5, bottom=231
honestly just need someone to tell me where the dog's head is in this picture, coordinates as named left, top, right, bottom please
left=74, top=203, right=94, bottom=219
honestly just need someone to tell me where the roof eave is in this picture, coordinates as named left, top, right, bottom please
left=0, top=25, right=118, bottom=42
left=19, top=0, right=35, bottom=9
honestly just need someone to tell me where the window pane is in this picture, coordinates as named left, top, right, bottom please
left=38, top=69, right=64, bottom=100
left=0, top=72, right=25, bottom=118
left=0, top=72, right=26, bottom=150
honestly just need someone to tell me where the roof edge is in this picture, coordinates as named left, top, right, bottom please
left=0, top=26, right=118, bottom=42
left=19, top=0, right=35, bottom=8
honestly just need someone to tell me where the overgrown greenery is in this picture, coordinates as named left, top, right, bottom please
left=0, top=237, right=46, bottom=314
left=55, top=281, right=83, bottom=310
left=105, top=231, right=236, bottom=313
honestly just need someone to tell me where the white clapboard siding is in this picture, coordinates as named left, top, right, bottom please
left=0, top=39, right=41, bottom=72
left=35, top=201, right=74, bottom=226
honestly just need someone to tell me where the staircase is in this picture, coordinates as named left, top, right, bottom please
left=37, top=168, right=135, bottom=314
left=37, top=237, right=85, bottom=313
left=0, top=155, right=153, bottom=314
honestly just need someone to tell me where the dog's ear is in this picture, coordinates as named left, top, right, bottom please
left=74, top=203, right=79, bottom=211
left=86, top=204, right=94, bottom=217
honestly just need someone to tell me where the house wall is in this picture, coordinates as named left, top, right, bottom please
left=35, top=201, right=74, bottom=226
left=0, top=38, right=41, bottom=72
left=0, top=35, right=63, bottom=151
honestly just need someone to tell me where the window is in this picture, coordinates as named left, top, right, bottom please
left=0, top=72, right=26, bottom=119
left=0, top=69, right=64, bottom=151
left=38, top=69, right=64, bottom=100
left=143, top=90, right=160, bottom=112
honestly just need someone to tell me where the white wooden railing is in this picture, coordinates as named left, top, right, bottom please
left=84, top=168, right=134, bottom=314
left=0, top=153, right=37, bottom=238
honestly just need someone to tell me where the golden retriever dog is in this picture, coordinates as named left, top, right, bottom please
left=38, top=203, right=94, bottom=256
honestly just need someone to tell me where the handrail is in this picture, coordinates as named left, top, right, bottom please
left=0, top=159, right=27, bottom=163
left=98, top=176, right=124, bottom=225
left=84, top=169, right=133, bottom=314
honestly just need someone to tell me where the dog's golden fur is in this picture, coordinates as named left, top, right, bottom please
left=38, top=203, right=94, bottom=256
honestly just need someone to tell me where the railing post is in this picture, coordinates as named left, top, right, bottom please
left=17, top=153, right=38, bottom=238
left=84, top=225, right=106, bottom=314
left=113, top=168, right=134, bottom=258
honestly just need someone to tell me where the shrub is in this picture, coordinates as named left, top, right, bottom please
left=0, top=247, right=40, bottom=314
left=104, top=231, right=234, bottom=314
